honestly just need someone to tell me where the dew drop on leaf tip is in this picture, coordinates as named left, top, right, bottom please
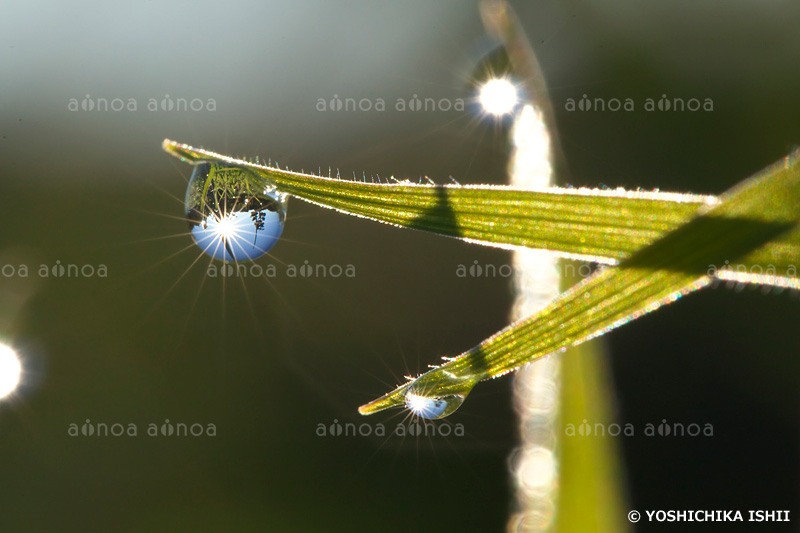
left=402, top=374, right=477, bottom=419
left=404, top=392, right=467, bottom=419
left=184, top=162, right=288, bottom=261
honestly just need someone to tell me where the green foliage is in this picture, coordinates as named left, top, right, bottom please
left=164, top=140, right=800, bottom=417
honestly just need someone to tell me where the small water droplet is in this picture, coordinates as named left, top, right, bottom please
left=185, top=162, right=287, bottom=261
left=402, top=373, right=477, bottom=419
left=404, top=392, right=465, bottom=419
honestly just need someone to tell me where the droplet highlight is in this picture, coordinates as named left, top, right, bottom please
left=185, top=162, right=287, bottom=261
left=404, top=392, right=466, bottom=419
left=402, top=373, right=478, bottom=419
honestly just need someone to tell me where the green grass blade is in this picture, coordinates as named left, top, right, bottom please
left=161, top=140, right=800, bottom=414
left=162, top=140, right=713, bottom=263
left=358, top=152, right=800, bottom=415
left=163, top=140, right=800, bottom=285
left=556, top=341, right=629, bottom=533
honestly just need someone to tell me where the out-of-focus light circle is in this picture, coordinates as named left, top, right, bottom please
left=0, top=343, right=22, bottom=399
left=517, top=446, right=556, bottom=495
left=479, top=78, right=518, bottom=116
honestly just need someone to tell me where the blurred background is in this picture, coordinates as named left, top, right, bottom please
left=1, top=0, right=798, bottom=530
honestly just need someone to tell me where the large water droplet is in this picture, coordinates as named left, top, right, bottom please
left=402, top=373, right=478, bottom=419
left=185, top=162, right=287, bottom=261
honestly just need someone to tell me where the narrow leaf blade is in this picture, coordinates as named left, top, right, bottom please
left=359, top=152, right=800, bottom=415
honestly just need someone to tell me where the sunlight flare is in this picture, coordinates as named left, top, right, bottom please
left=479, top=78, right=518, bottom=116
left=0, top=343, right=22, bottom=400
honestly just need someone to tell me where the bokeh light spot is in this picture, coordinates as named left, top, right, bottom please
left=0, top=343, right=22, bottom=399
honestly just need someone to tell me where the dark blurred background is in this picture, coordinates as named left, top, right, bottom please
left=1, top=1, right=798, bottom=531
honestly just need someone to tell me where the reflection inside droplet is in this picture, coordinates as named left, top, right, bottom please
left=405, top=392, right=466, bottom=419
left=402, top=373, right=478, bottom=419
left=185, top=162, right=287, bottom=261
